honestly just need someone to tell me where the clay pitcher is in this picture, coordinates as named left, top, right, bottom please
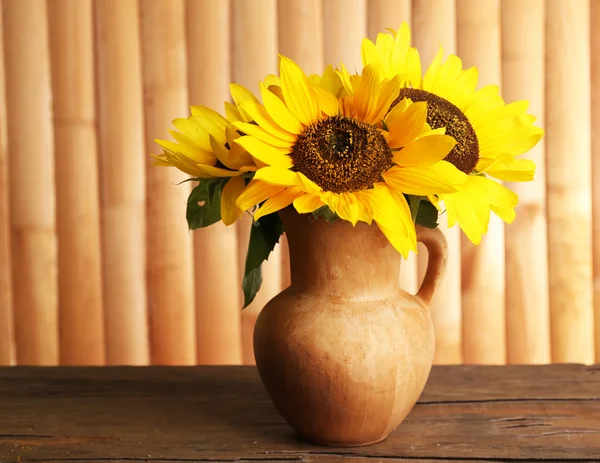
left=253, top=207, right=447, bottom=447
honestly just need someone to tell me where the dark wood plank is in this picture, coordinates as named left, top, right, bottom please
left=0, top=365, right=598, bottom=463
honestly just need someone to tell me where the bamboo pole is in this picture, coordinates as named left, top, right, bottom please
left=456, top=0, right=506, bottom=365
left=0, top=3, right=13, bottom=366
left=278, top=0, right=323, bottom=74
left=186, top=0, right=243, bottom=365
left=367, top=0, right=411, bottom=40
left=322, top=0, right=367, bottom=71
left=277, top=0, right=324, bottom=291
left=501, top=0, right=550, bottom=365
left=94, top=0, right=149, bottom=365
left=591, top=0, right=600, bottom=362
left=412, top=0, right=462, bottom=364
left=48, top=0, right=105, bottom=366
left=3, top=0, right=58, bottom=365
left=232, top=0, right=282, bottom=365
left=546, top=0, right=594, bottom=364
left=141, top=0, right=196, bottom=365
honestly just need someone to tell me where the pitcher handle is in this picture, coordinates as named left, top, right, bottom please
left=415, top=225, right=448, bottom=306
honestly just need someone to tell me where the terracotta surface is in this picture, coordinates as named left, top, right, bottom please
left=253, top=209, right=447, bottom=446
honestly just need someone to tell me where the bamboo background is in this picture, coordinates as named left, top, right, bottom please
left=0, top=0, right=598, bottom=366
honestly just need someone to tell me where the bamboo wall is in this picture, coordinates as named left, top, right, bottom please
left=0, top=0, right=597, bottom=366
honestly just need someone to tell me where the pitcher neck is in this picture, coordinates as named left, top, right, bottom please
left=279, top=208, right=401, bottom=297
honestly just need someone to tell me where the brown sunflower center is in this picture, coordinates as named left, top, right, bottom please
left=391, top=88, right=479, bottom=174
left=290, top=115, right=393, bottom=193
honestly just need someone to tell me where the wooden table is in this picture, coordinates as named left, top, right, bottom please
left=1, top=364, right=599, bottom=462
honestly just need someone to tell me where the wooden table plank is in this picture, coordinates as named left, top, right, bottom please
left=0, top=365, right=599, bottom=462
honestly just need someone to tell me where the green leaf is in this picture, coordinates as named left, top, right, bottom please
left=242, top=213, right=285, bottom=308
left=311, top=205, right=338, bottom=223
left=407, top=195, right=423, bottom=223
left=186, top=178, right=225, bottom=230
left=415, top=200, right=439, bottom=229
left=242, top=266, right=263, bottom=309
left=176, top=177, right=202, bottom=185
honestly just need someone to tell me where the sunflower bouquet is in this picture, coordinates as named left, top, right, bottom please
left=153, top=23, right=543, bottom=307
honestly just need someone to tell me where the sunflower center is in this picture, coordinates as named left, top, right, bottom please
left=290, top=115, right=393, bottom=193
left=391, top=88, right=479, bottom=174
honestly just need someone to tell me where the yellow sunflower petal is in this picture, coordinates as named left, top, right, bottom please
left=260, top=83, right=304, bottom=135
left=254, top=187, right=304, bottom=221
left=253, top=166, right=297, bottom=186
left=237, top=100, right=297, bottom=143
left=293, top=193, right=325, bottom=213
left=385, top=101, right=427, bottom=148
left=390, top=23, right=411, bottom=69
left=430, top=54, right=463, bottom=102
left=280, top=55, right=320, bottom=126
left=471, top=176, right=518, bottom=224
left=224, top=101, right=245, bottom=123
left=479, top=126, right=544, bottom=158
left=383, top=163, right=462, bottom=195
left=361, top=38, right=379, bottom=68
left=337, top=62, right=355, bottom=95
left=152, top=152, right=208, bottom=178
left=472, top=100, right=530, bottom=128
left=354, top=64, right=382, bottom=123
left=393, top=134, right=457, bottom=167
left=322, top=192, right=363, bottom=226
left=360, top=185, right=416, bottom=257
left=405, top=47, right=422, bottom=87
left=319, top=64, right=344, bottom=96
left=221, top=176, right=247, bottom=226
left=314, top=87, right=340, bottom=117
left=422, top=45, right=444, bottom=91
left=352, top=190, right=375, bottom=224
left=196, top=164, right=243, bottom=178
left=188, top=107, right=229, bottom=144
left=236, top=180, right=286, bottom=212
left=461, top=84, right=505, bottom=121
left=443, top=190, right=487, bottom=245
left=370, top=74, right=405, bottom=123
left=483, top=157, right=536, bottom=182
left=449, top=67, right=479, bottom=108
left=229, top=83, right=259, bottom=106
left=155, top=139, right=215, bottom=165
left=295, top=172, right=322, bottom=195
left=234, top=136, right=293, bottom=168
left=227, top=139, right=255, bottom=170
left=234, top=120, right=294, bottom=149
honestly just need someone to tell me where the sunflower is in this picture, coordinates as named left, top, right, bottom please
left=152, top=84, right=260, bottom=225
left=233, top=56, right=466, bottom=257
left=362, top=24, right=544, bottom=244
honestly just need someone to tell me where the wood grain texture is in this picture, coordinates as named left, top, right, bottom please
left=0, top=364, right=598, bottom=461
left=141, top=0, right=196, bottom=366
left=94, top=0, right=149, bottom=365
left=186, top=0, right=243, bottom=365
left=231, top=0, right=282, bottom=365
left=48, top=0, right=105, bottom=366
left=546, top=0, right=595, bottom=364
left=591, top=0, right=600, bottom=361
left=367, top=0, right=411, bottom=40
left=411, top=0, right=462, bottom=365
left=502, top=0, right=551, bottom=364
left=322, top=0, right=367, bottom=71
left=456, top=0, right=506, bottom=365
left=0, top=2, right=13, bottom=366
left=3, top=0, right=59, bottom=365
